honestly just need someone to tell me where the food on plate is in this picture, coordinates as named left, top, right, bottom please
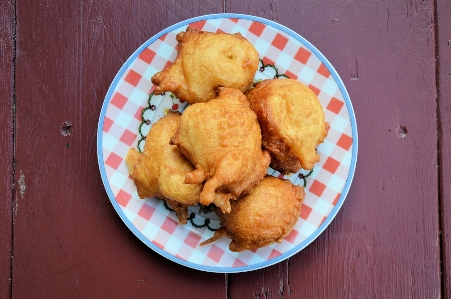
left=125, top=147, right=141, bottom=175
left=151, top=27, right=259, bottom=104
left=200, top=176, right=305, bottom=252
left=125, top=111, right=201, bottom=224
left=171, top=87, right=271, bottom=213
left=245, top=78, right=329, bottom=174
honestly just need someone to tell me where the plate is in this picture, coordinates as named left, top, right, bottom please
left=97, top=13, right=357, bottom=273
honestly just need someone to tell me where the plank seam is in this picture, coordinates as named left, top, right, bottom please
left=434, top=0, right=446, bottom=297
left=225, top=273, right=229, bottom=299
left=10, top=0, right=17, bottom=298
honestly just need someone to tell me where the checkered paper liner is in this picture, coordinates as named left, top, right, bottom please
left=97, top=14, right=357, bottom=273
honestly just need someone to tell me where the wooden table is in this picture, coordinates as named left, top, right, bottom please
left=1, top=1, right=450, bottom=298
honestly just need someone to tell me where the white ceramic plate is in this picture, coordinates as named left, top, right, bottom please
left=97, top=13, right=358, bottom=273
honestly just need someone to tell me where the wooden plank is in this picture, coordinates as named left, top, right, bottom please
left=13, top=1, right=226, bottom=298
left=227, top=0, right=441, bottom=297
left=0, top=1, right=14, bottom=298
left=437, top=0, right=451, bottom=296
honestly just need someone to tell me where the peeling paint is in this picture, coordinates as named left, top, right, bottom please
left=18, top=170, right=26, bottom=199
left=61, top=121, right=73, bottom=136
left=397, top=125, right=408, bottom=139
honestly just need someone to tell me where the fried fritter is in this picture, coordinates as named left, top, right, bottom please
left=125, top=147, right=141, bottom=175
left=201, top=176, right=305, bottom=252
left=151, top=27, right=259, bottom=104
left=125, top=112, right=201, bottom=224
left=171, top=87, right=270, bottom=213
left=245, top=79, right=329, bottom=173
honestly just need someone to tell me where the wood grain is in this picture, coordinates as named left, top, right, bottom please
left=10, top=0, right=448, bottom=297
left=227, top=0, right=441, bottom=297
left=437, top=0, right=451, bottom=296
left=13, top=1, right=226, bottom=298
left=0, top=1, right=14, bottom=298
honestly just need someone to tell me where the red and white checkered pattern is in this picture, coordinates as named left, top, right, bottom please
left=99, top=17, right=355, bottom=271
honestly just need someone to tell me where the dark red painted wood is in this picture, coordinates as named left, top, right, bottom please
left=13, top=1, right=226, bottom=298
left=227, top=0, right=441, bottom=297
left=10, top=0, right=449, bottom=297
left=0, top=1, right=14, bottom=298
left=437, top=0, right=451, bottom=296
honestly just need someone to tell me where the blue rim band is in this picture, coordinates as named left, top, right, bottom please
left=97, top=13, right=358, bottom=273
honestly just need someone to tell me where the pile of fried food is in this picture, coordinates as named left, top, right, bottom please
left=125, top=27, right=329, bottom=252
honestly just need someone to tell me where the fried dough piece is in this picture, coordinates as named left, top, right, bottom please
left=171, top=87, right=270, bottom=212
left=125, top=112, right=201, bottom=224
left=201, top=176, right=305, bottom=252
left=151, top=27, right=259, bottom=104
left=125, top=147, right=141, bottom=175
left=245, top=79, right=329, bottom=173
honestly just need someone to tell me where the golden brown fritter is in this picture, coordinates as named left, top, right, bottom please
left=171, top=87, right=270, bottom=213
left=245, top=79, right=329, bottom=173
left=125, top=147, right=141, bottom=175
left=151, top=27, right=259, bottom=104
left=201, top=176, right=305, bottom=252
left=125, top=112, right=201, bottom=224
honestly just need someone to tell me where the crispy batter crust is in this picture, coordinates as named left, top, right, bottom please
left=202, top=176, right=305, bottom=252
left=171, top=87, right=270, bottom=213
left=125, top=112, right=201, bottom=224
left=246, top=79, right=329, bottom=173
left=151, top=27, right=259, bottom=104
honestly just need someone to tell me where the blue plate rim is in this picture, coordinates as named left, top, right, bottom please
left=97, top=13, right=358, bottom=273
